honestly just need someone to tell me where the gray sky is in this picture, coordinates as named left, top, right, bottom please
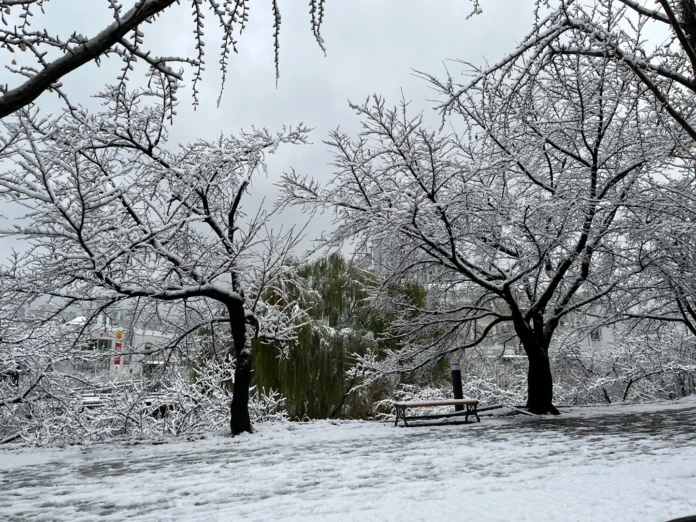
left=0, top=0, right=535, bottom=259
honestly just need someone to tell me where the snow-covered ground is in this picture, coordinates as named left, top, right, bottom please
left=3, top=398, right=696, bottom=522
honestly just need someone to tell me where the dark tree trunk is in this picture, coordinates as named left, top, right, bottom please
left=512, top=314, right=560, bottom=415
left=525, top=348, right=559, bottom=415
left=229, top=303, right=253, bottom=435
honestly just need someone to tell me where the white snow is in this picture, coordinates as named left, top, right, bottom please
left=2, top=397, right=696, bottom=521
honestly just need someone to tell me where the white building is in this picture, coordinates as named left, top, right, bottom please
left=57, top=316, right=174, bottom=381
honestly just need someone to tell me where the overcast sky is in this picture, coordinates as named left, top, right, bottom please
left=0, top=0, right=535, bottom=259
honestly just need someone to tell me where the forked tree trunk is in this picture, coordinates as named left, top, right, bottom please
left=229, top=303, right=253, bottom=435
left=525, top=344, right=560, bottom=415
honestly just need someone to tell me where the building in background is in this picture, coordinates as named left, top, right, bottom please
left=57, top=315, right=174, bottom=382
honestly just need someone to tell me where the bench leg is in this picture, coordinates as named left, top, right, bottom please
left=464, top=404, right=480, bottom=423
left=395, top=406, right=408, bottom=427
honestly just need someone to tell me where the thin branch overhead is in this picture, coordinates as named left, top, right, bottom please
left=0, top=0, right=328, bottom=119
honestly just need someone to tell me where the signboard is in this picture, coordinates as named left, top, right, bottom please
left=114, top=340, right=122, bottom=366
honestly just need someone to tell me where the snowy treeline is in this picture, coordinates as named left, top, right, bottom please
left=2, top=0, right=696, bottom=444
left=377, top=325, right=696, bottom=417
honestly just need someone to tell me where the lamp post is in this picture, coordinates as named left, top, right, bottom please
left=451, top=363, right=464, bottom=411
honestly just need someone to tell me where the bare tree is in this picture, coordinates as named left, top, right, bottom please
left=0, top=0, right=329, bottom=118
left=0, top=76, right=307, bottom=434
left=280, top=54, right=675, bottom=414
left=461, top=0, right=696, bottom=349
left=449, top=0, right=695, bottom=142
left=433, top=1, right=696, bottom=344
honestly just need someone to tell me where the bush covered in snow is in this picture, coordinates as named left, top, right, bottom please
left=1, top=366, right=287, bottom=446
left=0, top=317, right=287, bottom=446
left=552, top=326, right=696, bottom=405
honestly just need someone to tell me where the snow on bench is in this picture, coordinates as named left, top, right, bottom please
left=393, top=398, right=480, bottom=426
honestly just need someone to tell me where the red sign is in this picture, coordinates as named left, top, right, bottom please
left=114, top=340, right=123, bottom=367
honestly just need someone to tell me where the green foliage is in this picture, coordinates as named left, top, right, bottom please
left=254, top=252, right=426, bottom=419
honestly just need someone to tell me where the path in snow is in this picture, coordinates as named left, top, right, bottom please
left=2, top=398, right=696, bottom=521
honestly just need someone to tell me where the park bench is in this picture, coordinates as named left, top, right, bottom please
left=393, top=398, right=480, bottom=426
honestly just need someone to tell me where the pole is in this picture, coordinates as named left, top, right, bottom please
left=451, top=363, right=464, bottom=411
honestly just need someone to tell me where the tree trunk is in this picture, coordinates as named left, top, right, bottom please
left=525, top=347, right=560, bottom=415
left=229, top=303, right=253, bottom=435
left=512, top=315, right=560, bottom=415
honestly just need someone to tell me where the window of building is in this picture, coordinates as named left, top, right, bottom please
left=590, top=329, right=602, bottom=342
left=87, top=339, right=112, bottom=351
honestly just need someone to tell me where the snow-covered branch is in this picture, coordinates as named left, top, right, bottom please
left=0, top=0, right=329, bottom=118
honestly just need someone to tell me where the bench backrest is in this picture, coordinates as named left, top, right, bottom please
left=394, top=399, right=478, bottom=408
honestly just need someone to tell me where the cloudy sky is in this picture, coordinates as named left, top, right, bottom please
left=0, top=0, right=535, bottom=258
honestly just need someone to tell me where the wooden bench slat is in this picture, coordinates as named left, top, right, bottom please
left=393, top=399, right=478, bottom=408
left=402, top=410, right=474, bottom=422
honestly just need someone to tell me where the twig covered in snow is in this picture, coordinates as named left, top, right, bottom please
left=441, top=1, right=696, bottom=143
left=0, top=0, right=330, bottom=118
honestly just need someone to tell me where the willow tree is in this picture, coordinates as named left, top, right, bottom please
left=254, top=252, right=427, bottom=419
left=281, top=54, right=675, bottom=414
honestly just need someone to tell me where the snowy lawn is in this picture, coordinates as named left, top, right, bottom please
left=2, top=398, right=696, bottom=521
